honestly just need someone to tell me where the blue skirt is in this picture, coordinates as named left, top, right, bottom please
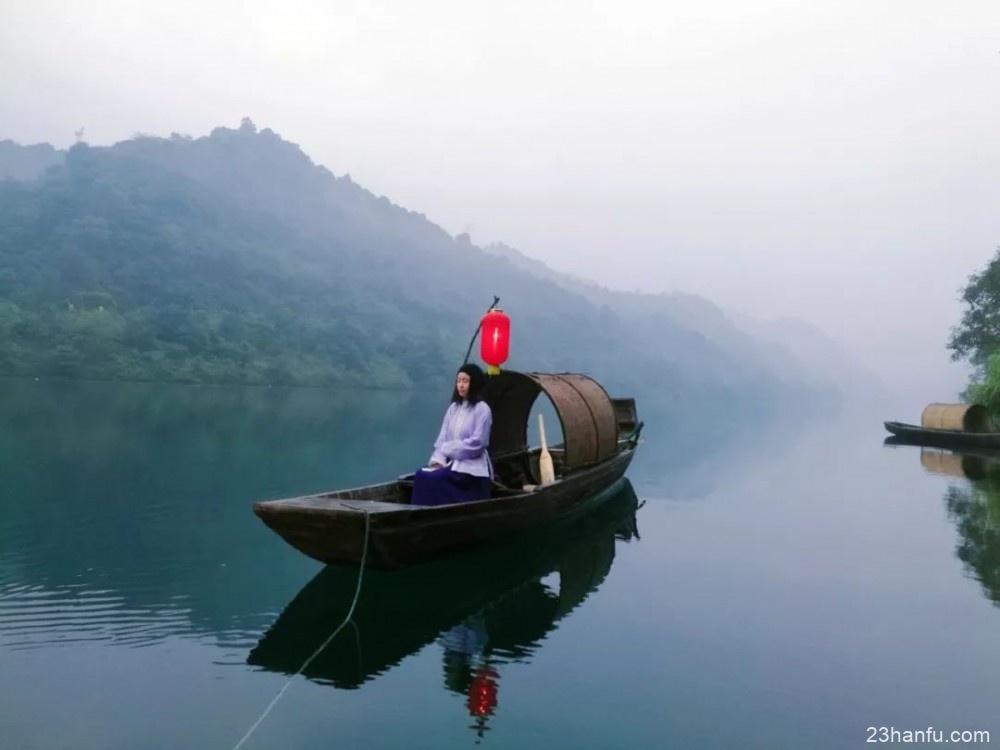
left=411, top=466, right=492, bottom=507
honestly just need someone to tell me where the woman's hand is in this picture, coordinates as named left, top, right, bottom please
left=429, top=461, right=443, bottom=469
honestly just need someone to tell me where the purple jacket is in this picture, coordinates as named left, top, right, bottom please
left=429, top=400, right=493, bottom=478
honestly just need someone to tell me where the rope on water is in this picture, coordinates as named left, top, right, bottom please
left=230, top=509, right=372, bottom=750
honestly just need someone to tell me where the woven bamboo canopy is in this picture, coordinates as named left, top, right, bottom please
left=483, top=371, right=618, bottom=471
left=921, top=403, right=992, bottom=432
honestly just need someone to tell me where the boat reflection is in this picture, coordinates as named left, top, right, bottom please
left=918, top=447, right=989, bottom=481
left=247, top=478, right=641, bottom=735
left=906, top=443, right=1000, bottom=607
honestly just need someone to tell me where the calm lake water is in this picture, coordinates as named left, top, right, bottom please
left=2, top=379, right=1000, bottom=749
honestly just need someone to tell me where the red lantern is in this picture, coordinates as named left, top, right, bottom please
left=480, top=309, right=510, bottom=376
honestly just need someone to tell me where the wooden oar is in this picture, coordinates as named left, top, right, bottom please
left=538, top=414, right=555, bottom=485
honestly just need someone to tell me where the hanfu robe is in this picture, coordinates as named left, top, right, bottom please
left=412, top=400, right=493, bottom=506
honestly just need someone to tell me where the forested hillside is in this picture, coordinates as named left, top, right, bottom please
left=0, top=120, right=835, bottom=406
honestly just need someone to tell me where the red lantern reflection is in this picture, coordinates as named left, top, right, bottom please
left=466, top=665, right=499, bottom=738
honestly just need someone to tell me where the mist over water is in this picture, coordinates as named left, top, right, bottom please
left=4, top=0, right=997, bottom=402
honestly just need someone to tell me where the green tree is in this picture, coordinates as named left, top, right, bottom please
left=968, top=353, right=1000, bottom=418
left=949, top=247, right=1000, bottom=367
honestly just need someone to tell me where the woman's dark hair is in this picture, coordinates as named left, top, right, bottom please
left=451, top=363, right=487, bottom=404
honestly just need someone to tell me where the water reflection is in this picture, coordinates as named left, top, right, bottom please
left=916, top=446, right=989, bottom=481
left=943, top=467, right=1000, bottom=607
left=247, top=479, right=641, bottom=737
left=2, top=379, right=765, bottom=655
left=0, top=378, right=441, bottom=649
left=904, top=442, right=1000, bottom=607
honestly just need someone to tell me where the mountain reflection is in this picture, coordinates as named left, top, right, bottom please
left=910, top=445, right=1000, bottom=606
left=0, top=378, right=440, bottom=647
left=247, top=479, right=641, bottom=735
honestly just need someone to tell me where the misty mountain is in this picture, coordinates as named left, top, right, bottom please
left=0, top=120, right=837, bottom=410
left=729, top=313, right=888, bottom=402
left=0, top=139, right=62, bottom=181
left=483, top=240, right=875, bottom=398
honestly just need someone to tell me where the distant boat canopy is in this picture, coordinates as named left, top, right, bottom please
left=921, top=403, right=993, bottom=433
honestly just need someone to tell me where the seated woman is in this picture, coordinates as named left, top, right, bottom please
left=412, top=363, right=493, bottom=506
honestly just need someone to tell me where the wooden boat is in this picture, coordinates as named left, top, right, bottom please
left=883, top=421, right=1000, bottom=449
left=253, top=371, right=643, bottom=569
left=883, top=403, right=1000, bottom=449
left=247, top=478, right=640, bottom=688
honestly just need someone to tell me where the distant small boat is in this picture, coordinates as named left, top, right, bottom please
left=253, top=371, right=642, bottom=569
left=883, top=402, right=1000, bottom=449
left=883, top=421, right=1000, bottom=449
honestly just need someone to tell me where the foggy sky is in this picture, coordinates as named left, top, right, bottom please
left=3, top=0, right=1000, bottom=410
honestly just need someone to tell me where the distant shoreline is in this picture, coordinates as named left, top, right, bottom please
left=0, top=374, right=441, bottom=393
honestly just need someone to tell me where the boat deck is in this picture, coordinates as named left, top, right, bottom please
left=262, top=496, right=408, bottom=513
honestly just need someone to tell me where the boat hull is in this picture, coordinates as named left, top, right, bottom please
left=883, top=421, right=1000, bottom=449
left=247, top=479, right=640, bottom=687
left=253, top=447, right=637, bottom=569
